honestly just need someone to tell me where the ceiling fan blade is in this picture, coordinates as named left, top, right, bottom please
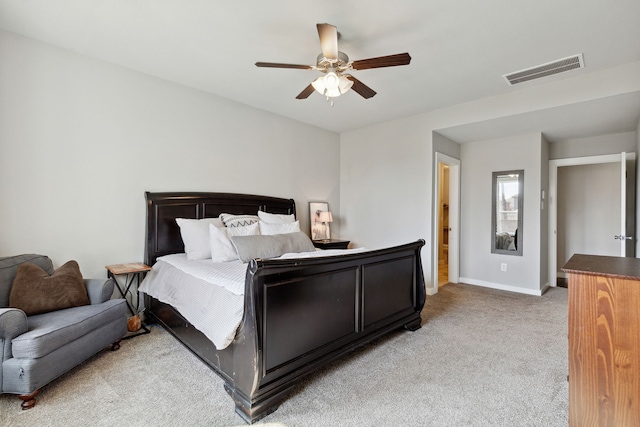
left=345, top=75, right=376, bottom=99
left=317, top=23, right=338, bottom=60
left=296, top=83, right=316, bottom=99
left=255, top=62, right=313, bottom=70
left=351, top=53, right=411, bottom=70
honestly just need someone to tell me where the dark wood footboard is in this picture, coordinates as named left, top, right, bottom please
left=143, top=192, right=425, bottom=423
left=147, top=241, right=424, bottom=423
left=229, top=240, right=425, bottom=422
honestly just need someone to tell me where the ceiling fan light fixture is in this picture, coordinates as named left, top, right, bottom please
left=311, top=72, right=353, bottom=98
left=324, top=72, right=340, bottom=90
left=338, top=74, right=353, bottom=93
left=311, top=76, right=326, bottom=94
left=256, top=23, right=411, bottom=102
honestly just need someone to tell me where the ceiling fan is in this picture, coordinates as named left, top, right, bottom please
left=255, top=23, right=411, bottom=104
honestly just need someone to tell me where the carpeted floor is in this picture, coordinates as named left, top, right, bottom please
left=0, top=283, right=568, bottom=426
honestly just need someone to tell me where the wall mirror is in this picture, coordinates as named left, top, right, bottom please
left=491, top=170, right=524, bottom=255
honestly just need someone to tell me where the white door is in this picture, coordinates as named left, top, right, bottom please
left=549, top=152, right=636, bottom=287
left=621, top=152, right=636, bottom=256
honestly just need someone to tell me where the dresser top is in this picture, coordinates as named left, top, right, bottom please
left=563, top=254, right=640, bottom=280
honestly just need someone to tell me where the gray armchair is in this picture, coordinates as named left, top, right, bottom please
left=0, top=254, right=127, bottom=409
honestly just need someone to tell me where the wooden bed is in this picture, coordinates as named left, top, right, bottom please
left=143, top=191, right=426, bottom=423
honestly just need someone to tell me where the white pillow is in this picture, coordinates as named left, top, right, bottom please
left=257, top=211, right=296, bottom=224
left=219, top=213, right=260, bottom=228
left=209, top=224, right=239, bottom=262
left=259, top=220, right=300, bottom=235
left=176, top=217, right=224, bottom=260
left=209, top=222, right=261, bottom=262
left=226, top=221, right=260, bottom=237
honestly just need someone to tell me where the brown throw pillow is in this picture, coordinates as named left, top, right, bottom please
left=9, top=260, right=90, bottom=315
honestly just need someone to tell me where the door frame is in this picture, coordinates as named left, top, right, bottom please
left=431, top=152, right=460, bottom=295
left=548, top=152, right=635, bottom=287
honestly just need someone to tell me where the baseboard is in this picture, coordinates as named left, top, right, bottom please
left=426, top=287, right=438, bottom=296
left=458, top=277, right=544, bottom=296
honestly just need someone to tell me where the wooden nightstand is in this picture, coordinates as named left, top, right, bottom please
left=106, top=262, right=152, bottom=339
left=313, top=239, right=350, bottom=250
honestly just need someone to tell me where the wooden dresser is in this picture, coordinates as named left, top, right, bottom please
left=563, top=254, right=640, bottom=426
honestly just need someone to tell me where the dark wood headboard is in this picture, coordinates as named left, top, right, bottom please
left=145, top=192, right=296, bottom=265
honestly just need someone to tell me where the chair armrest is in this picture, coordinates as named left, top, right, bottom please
left=0, top=308, right=28, bottom=361
left=84, top=278, right=115, bottom=304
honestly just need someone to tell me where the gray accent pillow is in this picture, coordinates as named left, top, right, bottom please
left=231, top=232, right=316, bottom=262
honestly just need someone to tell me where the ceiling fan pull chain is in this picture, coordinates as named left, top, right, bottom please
left=325, top=95, right=334, bottom=107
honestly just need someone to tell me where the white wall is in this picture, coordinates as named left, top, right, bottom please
left=459, top=134, right=546, bottom=294
left=550, top=131, right=636, bottom=159
left=340, top=116, right=432, bottom=253
left=4, top=29, right=640, bottom=291
left=340, top=62, right=640, bottom=294
left=433, top=132, right=461, bottom=159
left=0, top=31, right=340, bottom=277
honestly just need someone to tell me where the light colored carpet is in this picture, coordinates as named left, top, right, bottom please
left=0, top=283, right=568, bottom=426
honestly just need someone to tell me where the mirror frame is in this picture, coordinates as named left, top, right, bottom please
left=491, top=170, right=524, bottom=256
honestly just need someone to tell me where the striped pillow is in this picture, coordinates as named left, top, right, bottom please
left=219, top=213, right=259, bottom=228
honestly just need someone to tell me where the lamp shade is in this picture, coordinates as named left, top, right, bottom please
left=318, top=211, right=333, bottom=223
left=312, top=73, right=353, bottom=98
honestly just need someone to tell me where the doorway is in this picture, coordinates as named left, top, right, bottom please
left=548, top=152, right=636, bottom=287
left=438, top=163, right=450, bottom=287
left=432, top=152, right=460, bottom=294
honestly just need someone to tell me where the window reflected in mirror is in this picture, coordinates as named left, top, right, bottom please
left=491, top=170, right=524, bottom=256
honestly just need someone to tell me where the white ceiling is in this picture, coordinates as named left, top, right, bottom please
left=1, top=0, right=639, bottom=141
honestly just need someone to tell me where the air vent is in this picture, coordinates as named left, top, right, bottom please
left=503, top=54, right=584, bottom=85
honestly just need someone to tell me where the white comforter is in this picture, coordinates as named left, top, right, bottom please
left=139, top=254, right=247, bottom=349
left=139, top=248, right=367, bottom=350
